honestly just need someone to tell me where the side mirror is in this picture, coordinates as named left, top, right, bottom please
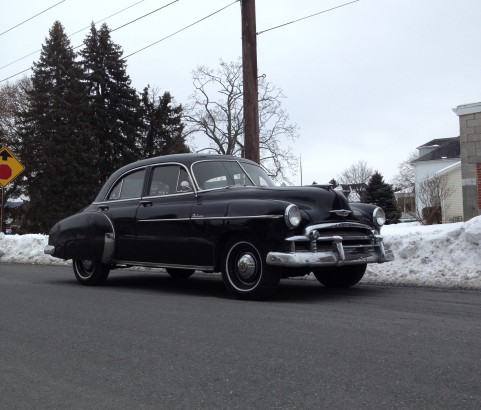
left=179, top=180, right=192, bottom=192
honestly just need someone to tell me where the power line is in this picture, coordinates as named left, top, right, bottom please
left=69, top=1, right=180, bottom=51
left=68, top=0, right=146, bottom=37
left=256, top=0, right=360, bottom=36
left=1, top=68, right=31, bottom=83
left=112, top=0, right=179, bottom=33
left=0, top=0, right=239, bottom=84
left=0, top=0, right=67, bottom=36
left=0, top=0, right=147, bottom=71
left=125, top=0, right=239, bottom=59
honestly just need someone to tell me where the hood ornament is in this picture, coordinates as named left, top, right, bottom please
left=330, top=209, right=351, bottom=217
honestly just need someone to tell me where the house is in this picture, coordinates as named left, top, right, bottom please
left=338, top=183, right=367, bottom=202
left=412, top=137, right=463, bottom=223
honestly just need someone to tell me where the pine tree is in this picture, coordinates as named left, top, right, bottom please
left=80, top=23, right=142, bottom=186
left=17, top=21, right=93, bottom=233
left=139, top=86, right=189, bottom=157
left=364, top=171, right=401, bottom=224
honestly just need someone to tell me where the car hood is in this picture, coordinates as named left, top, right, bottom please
left=203, top=185, right=352, bottom=224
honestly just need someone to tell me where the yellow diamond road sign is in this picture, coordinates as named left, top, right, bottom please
left=0, top=147, right=25, bottom=188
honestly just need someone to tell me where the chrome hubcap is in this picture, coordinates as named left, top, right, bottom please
left=237, top=253, right=256, bottom=280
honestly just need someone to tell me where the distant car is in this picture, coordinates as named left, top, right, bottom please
left=44, top=154, right=393, bottom=299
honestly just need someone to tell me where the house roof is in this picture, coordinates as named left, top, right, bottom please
left=339, top=183, right=367, bottom=191
left=414, top=137, right=460, bottom=162
left=434, top=161, right=461, bottom=178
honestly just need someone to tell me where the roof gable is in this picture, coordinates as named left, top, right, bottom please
left=415, top=137, right=460, bottom=162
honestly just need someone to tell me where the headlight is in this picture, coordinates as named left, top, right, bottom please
left=285, top=204, right=301, bottom=228
left=373, top=207, right=386, bottom=227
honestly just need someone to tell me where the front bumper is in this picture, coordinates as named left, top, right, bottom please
left=266, top=222, right=394, bottom=268
left=267, top=248, right=394, bottom=268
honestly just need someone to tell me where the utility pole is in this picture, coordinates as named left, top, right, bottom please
left=241, top=0, right=260, bottom=164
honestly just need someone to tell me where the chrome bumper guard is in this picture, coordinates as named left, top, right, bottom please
left=266, top=224, right=394, bottom=268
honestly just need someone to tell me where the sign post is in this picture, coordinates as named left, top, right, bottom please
left=0, top=147, right=25, bottom=233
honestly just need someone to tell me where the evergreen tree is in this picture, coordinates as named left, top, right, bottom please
left=17, top=21, right=93, bottom=233
left=139, top=86, right=189, bottom=157
left=364, top=171, right=401, bottom=224
left=329, top=178, right=339, bottom=188
left=80, top=23, right=142, bottom=186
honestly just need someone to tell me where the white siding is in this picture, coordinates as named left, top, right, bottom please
left=413, top=159, right=459, bottom=216
left=442, top=167, right=463, bottom=223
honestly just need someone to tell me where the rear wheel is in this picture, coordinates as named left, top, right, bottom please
left=221, top=238, right=280, bottom=300
left=73, top=259, right=110, bottom=286
left=313, top=264, right=366, bottom=288
left=166, top=268, right=195, bottom=279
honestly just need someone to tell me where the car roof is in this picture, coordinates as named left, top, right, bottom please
left=94, top=153, right=259, bottom=202
left=127, top=153, right=254, bottom=168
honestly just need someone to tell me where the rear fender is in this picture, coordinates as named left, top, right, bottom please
left=48, top=212, right=115, bottom=262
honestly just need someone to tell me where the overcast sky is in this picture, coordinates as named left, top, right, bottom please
left=1, top=0, right=480, bottom=185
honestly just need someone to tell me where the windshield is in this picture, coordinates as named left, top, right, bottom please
left=240, top=162, right=275, bottom=187
left=192, top=160, right=275, bottom=190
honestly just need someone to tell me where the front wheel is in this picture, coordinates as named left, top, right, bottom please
left=221, top=238, right=280, bottom=300
left=313, top=264, right=366, bottom=288
left=73, top=259, right=110, bottom=286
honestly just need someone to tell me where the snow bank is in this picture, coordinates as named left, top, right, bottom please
left=365, top=216, right=481, bottom=288
left=0, top=216, right=480, bottom=289
left=0, top=233, right=68, bottom=266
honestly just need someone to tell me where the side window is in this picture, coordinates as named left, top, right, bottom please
left=149, top=165, right=193, bottom=196
left=108, top=169, right=146, bottom=200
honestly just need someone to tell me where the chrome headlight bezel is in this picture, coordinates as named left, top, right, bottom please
left=373, top=207, right=386, bottom=228
left=285, top=204, right=301, bottom=229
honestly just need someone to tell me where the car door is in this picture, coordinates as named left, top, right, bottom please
left=97, top=167, right=147, bottom=262
left=135, top=164, right=196, bottom=266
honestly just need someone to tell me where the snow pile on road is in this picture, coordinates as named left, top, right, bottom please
left=0, top=233, right=68, bottom=266
left=0, top=216, right=480, bottom=289
left=365, top=216, right=481, bottom=289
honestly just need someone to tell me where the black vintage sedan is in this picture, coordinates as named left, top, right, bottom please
left=45, top=153, right=393, bottom=299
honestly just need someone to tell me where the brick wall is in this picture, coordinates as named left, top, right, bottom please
left=454, top=103, right=481, bottom=220
left=478, top=163, right=481, bottom=209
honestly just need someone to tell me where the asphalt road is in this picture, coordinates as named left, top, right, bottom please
left=1, top=263, right=480, bottom=410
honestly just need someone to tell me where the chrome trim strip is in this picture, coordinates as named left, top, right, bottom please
left=191, top=214, right=282, bottom=221
left=305, top=222, right=372, bottom=234
left=93, top=197, right=141, bottom=205
left=142, top=191, right=195, bottom=199
left=138, top=218, right=191, bottom=222
left=101, top=232, right=115, bottom=263
left=137, top=214, right=282, bottom=222
left=330, top=209, right=352, bottom=217
left=114, top=260, right=214, bottom=271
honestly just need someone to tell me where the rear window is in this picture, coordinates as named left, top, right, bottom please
left=107, top=169, right=146, bottom=200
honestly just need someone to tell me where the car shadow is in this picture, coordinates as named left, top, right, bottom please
left=54, top=269, right=386, bottom=303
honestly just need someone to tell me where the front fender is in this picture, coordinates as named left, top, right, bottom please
left=47, top=211, right=115, bottom=262
left=349, top=203, right=379, bottom=231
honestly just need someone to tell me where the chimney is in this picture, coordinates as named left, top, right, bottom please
left=453, top=102, right=481, bottom=220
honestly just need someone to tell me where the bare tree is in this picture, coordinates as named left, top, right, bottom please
left=337, top=160, right=373, bottom=185
left=391, top=151, right=418, bottom=191
left=183, top=59, right=299, bottom=183
left=337, top=160, right=373, bottom=200
left=0, top=77, right=31, bottom=147
left=415, top=174, right=455, bottom=225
